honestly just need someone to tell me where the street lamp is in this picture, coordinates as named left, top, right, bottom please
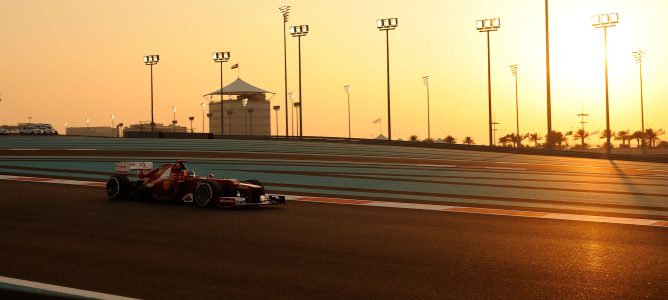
left=476, top=17, right=501, bottom=147
left=213, top=51, right=230, bottom=136
left=111, top=114, right=115, bottom=128
left=592, top=12, right=619, bottom=154
left=280, top=5, right=291, bottom=137
left=344, top=85, right=352, bottom=139
left=290, top=24, right=309, bottom=138
left=242, top=98, right=249, bottom=135
left=632, top=50, right=646, bottom=152
left=85, top=117, right=90, bottom=136
left=377, top=17, right=398, bottom=141
left=28, top=116, right=32, bottom=124
left=273, top=105, right=281, bottom=137
left=171, top=106, right=176, bottom=132
left=422, top=76, right=431, bottom=140
left=200, top=103, right=206, bottom=133
left=143, top=54, right=159, bottom=132
left=288, top=92, right=295, bottom=136
left=509, top=64, right=520, bottom=146
left=188, top=116, right=195, bottom=133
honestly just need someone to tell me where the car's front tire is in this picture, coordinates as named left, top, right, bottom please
left=107, top=175, right=131, bottom=200
left=194, top=180, right=221, bottom=207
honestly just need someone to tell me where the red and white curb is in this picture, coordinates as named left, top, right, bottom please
left=0, top=275, right=137, bottom=300
left=1, top=175, right=666, bottom=228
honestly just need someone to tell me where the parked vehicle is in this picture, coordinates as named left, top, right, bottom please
left=19, top=126, right=43, bottom=135
left=0, top=128, right=8, bottom=135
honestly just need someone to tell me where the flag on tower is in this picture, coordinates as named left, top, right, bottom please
left=372, top=118, right=381, bottom=124
left=231, top=63, right=239, bottom=69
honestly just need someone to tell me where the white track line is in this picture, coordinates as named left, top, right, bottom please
left=1, top=175, right=666, bottom=228
left=291, top=196, right=668, bottom=228
left=0, top=276, right=138, bottom=300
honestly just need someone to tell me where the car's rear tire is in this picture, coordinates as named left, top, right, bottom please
left=245, top=179, right=264, bottom=188
left=194, top=180, right=221, bottom=207
left=107, top=175, right=131, bottom=200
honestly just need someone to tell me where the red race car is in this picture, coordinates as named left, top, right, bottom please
left=105, top=160, right=286, bottom=208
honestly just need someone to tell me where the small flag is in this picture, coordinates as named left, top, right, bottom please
left=372, top=118, right=381, bottom=124
left=231, top=63, right=239, bottom=69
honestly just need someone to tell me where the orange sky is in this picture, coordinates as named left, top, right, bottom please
left=0, top=0, right=666, bottom=143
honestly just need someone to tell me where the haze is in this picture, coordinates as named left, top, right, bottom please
left=0, top=0, right=666, bottom=142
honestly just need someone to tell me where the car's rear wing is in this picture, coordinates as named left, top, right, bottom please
left=114, top=162, right=153, bottom=174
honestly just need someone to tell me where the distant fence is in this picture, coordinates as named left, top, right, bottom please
left=124, top=131, right=213, bottom=139
left=221, top=135, right=668, bottom=163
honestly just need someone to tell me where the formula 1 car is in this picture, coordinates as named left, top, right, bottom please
left=105, top=160, right=286, bottom=208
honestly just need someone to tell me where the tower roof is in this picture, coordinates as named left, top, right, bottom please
left=205, top=78, right=274, bottom=96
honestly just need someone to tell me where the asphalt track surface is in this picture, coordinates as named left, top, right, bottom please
left=1, top=180, right=667, bottom=299
left=1, top=137, right=667, bottom=299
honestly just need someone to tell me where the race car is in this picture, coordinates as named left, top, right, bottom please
left=105, top=160, right=286, bottom=208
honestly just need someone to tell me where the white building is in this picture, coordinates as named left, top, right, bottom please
left=205, top=78, right=275, bottom=136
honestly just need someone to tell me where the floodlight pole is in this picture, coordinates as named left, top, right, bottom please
left=150, top=64, right=155, bottom=132
left=290, top=25, right=309, bottom=139
left=298, top=35, right=304, bottom=138
left=633, top=50, right=646, bottom=153
left=593, top=13, right=618, bottom=154
left=220, top=60, right=224, bottom=135
left=376, top=18, right=397, bottom=141
left=144, top=55, right=159, bottom=133
left=545, top=0, right=553, bottom=148
left=280, top=6, right=291, bottom=137
left=510, top=65, right=520, bottom=145
left=386, top=29, right=391, bottom=141
left=477, top=19, right=499, bottom=147
left=486, top=31, right=493, bottom=146
left=604, top=27, right=611, bottom=153
left=422, top=76, right=431, bottom=140
left=344, top=85, right=352, bottom=139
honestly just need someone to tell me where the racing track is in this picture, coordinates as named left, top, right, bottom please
left=1, top=180, right=667, bottom=299
left=0, top=137, right=667, bottom=299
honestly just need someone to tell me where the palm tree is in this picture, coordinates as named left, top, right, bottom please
left=410, top=134, right=419, bottom=142
left=528, top=133, right=542, bottom=148
left=508, top=133, right=528, bottom=148
left=444, top=135, right=457, bottom=144
left=572, top=129, right=590, bottom=149
left=547, top=131, right=568, bottom=147
left=463, top=136, right=475, bottom=145
left=508, top=133, right=518, bottom=147
left=645, top=128, right=665, bottom=148
left=599, top=129, right=614, bottom=149
left=498, top=134, right=512, bottom=147
left=631, top=130, right=643, bottom=148
left=615, top=130, right=632, bottom=148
